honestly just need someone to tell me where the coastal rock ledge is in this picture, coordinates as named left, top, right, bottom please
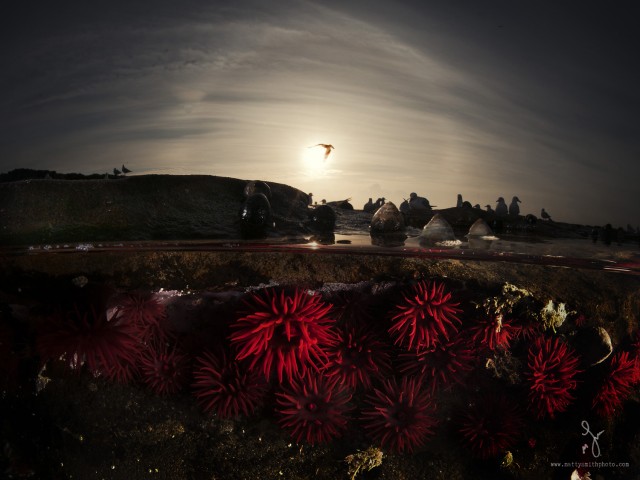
left=0, top=175, right=310, bottom=245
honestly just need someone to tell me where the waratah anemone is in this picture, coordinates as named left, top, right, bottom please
left=230, top=288, right=336, bottom=383
left=592, top=351, right=638, bottom=418
left=192, top=350, right=268, bottom=418
left=326, top=324, right=391, bottom=390
left=526, top=336, right=582, bottom=419
left=276, top=373, right=352, bottom=445
left=37, top=303, right=138, bottom=376
left=361, top=376, right=438, bottom=453
left=458, top=393, right=525, bottom=459
left=398, top=337, right=475, bottom=393
left=389, top=281, right=462, bottom=351
left=139, top=345, right=190, bottom=395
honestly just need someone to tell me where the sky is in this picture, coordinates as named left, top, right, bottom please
left=2, top=0, right=639, bottom=228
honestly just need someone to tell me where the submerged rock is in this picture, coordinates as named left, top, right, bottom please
left=240, top=193, right=273, bottom=238
left=419, top=213, right=455, bottom=243
left=370, top=202, right=405, bottom=235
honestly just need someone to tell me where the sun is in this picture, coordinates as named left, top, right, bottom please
left=302, top=145, right=330, bottom=175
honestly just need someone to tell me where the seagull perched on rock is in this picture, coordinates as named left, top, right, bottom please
left=495, top=197, right=508, bottom=216
left=309, top=143, right=334, bottom=160
left=113, top=167, right=121, bottom=176
left=121, top=164, right=131, bottom=174
left=541, top=208, right=552, bottom=221
left=509, top=196, right=521, bottom=216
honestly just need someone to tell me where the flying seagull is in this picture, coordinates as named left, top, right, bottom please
left=122, top=164, right=131, bottom=174
left=309, top=143, right=334, bottom=160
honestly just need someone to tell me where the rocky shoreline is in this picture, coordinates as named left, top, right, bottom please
left=3, top=174, right=638, bottom=247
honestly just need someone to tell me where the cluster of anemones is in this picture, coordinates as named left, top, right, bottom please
left=224, top=282, right=464, bottom=452
left=35, top=279, right=640, bottom=465
left=227, top=287, right=351, bottom=442
left=36, top=291, right=191, bottom=392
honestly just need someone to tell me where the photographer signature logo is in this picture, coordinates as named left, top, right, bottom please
left=581, top=420, right=604, bottom=458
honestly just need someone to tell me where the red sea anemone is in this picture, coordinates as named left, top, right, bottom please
left=37, top=303, right=138, bottom=377
left=592, top=351, right=638, bottom=418
left=469, top=313, right=519, bottom=351
left=526, top=336, right=582, bottom=419
left=139, top=345, right=189, bottom=395
left=115, top=292, right=169, bottom=343
left=326, top=324, right=391, bottom=390
left=398, top=337, right=475, bottom=393
left=230, top=288, right=336, bottom=383
left=388, top=281, right=462, bottom=351
left=458, top=393, right=525, bottom=459
left=276, top=373, right=352, bottom=445
left=192, top=350, right=268, bottom=418
left=361, top=376, right=438, bottom=453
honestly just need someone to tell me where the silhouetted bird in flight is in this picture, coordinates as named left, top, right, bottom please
left=113, top=167, right=121, bottom=176
left=122, top=164, right=131, bottom=174
left=309, top=143, right=334, bottom=160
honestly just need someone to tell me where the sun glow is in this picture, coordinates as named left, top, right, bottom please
left=302, top=145, right=331, bottom=176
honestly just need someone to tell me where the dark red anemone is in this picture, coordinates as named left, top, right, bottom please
left=37, top=303, right=138, bottom=377
left=276, top=373, right=352, bottom=445
left=115, top=292, right=169, bottom=343
left=139, top=345, right=189, bottom=395
left=230, top=288, right=336, bottom=383
left=326, top=324, right=391, bottom=390
left=526, top=336, right=582, bottom=419
left=458, top=393, right=525, bottom=459
left=592, top=351, right=638, bottom=418
left=469, top=313, right=519, bottom=351
left=361, top=376, right=438, bottom=453
left=398, top=337, right=475, bottom=393
left=192, top=350, right=268, bottom=418
left=389, top=281, right=462, bottom=351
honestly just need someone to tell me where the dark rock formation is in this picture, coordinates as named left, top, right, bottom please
left=0, top=175, right=310, bottom=244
